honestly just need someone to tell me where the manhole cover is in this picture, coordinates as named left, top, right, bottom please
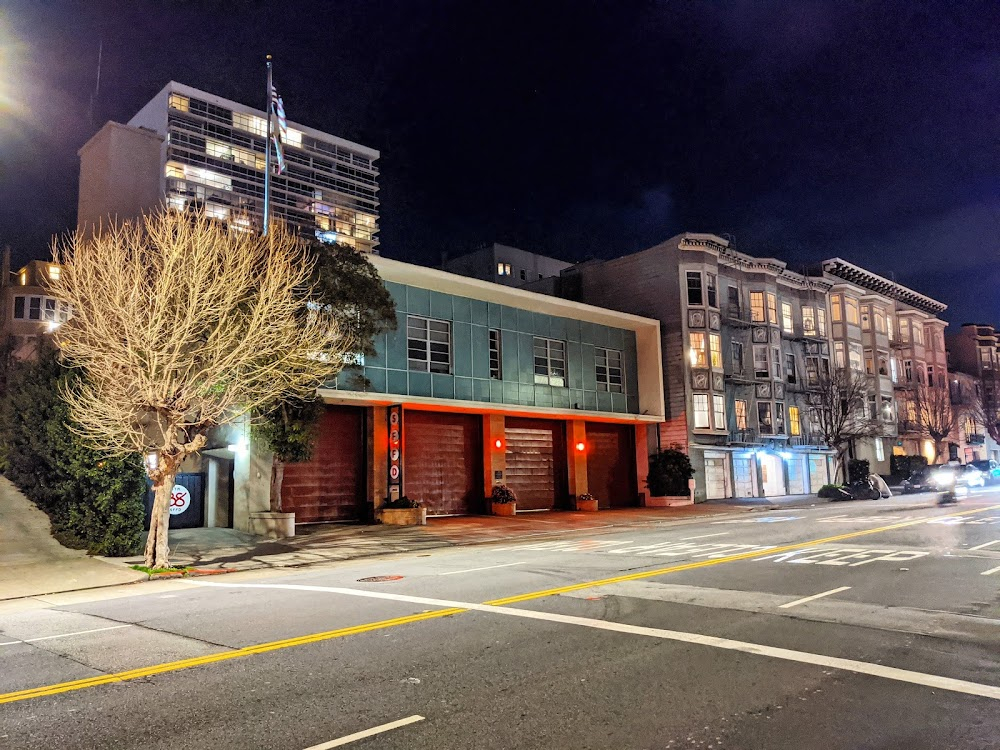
left=357, top=575, right=404, bottom=582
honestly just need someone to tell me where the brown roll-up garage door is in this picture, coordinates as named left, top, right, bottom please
left=405, top=411, right=483, bottom=515
left=281, top=406, right=365, bottom=523
left=505, top=417, right=567, bottom=511
left=586, top=422, right=637, bottom=508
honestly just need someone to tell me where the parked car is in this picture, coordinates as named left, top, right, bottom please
left=901, top=467, right=933, bottom=493
left=970, top=459, right=1000, bottom=483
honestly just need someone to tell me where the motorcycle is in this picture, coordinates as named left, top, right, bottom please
left=830, top=476, right=881, bottom=501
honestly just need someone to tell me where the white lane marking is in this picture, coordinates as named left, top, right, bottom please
left=981, top=565, right=1000, bottom=576
left=968, top=540, right=1000, bottom=551
left=302, top=715, right=425, bottom=749
left=185, top=581, right=1000, bottom=702
left=679, top=532, right=730, bottom=541
left=439, top=562, right=526, bottom=576
left=0, top=624, right=132, bottom=647
left=779, top=586, right=852, bottom=609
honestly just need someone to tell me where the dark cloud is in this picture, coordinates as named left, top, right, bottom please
left=1, top=0, right=997, bottom=325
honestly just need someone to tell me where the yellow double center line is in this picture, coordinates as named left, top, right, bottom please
left=2, top=504, right=997, bottom=705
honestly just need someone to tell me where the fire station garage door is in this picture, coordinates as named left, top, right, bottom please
left=505, top=417, right=568, bottom=511
left=704, top=451, right=729, bottom=500
left=405, top=411, right=483, bottom=515
left=585, top=422, right=637, bottom=508
left=281, top=406, right=365, bottom=523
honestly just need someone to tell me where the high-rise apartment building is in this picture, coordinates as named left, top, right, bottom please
left=78, top=82, right=380, bottom=252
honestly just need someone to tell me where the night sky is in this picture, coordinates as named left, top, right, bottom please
left=2, top=1, right=998, bottom=324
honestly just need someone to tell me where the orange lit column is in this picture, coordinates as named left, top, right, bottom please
left=483, top=414, right=506, bottom=499
left=567, top=420, right=589, bottom=502
left=370, top=405, right=388, bottom=512
left=635, top=424, right=651, bottom=505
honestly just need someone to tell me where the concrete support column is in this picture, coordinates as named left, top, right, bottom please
left=634, top=424, right=651, bottom=504
left=567, top=420, right=589, bottom=500
left=483, top=414, right=506, bottom=496
left=205, top=458, right=218, bottom=528
left=370, top=406, right=388, bottom=513
left=233, top=437, right=274, bottom=534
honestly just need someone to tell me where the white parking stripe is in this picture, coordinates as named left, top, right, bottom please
left=302, top=715, right=425, bottom=749
left=0, top=624, right=132, bottom=647
left=779, top=586, right=852, bottom=609
left=680, top=532, right=730, bottom=541
left=968, top=540, right=1000, bottom=551
left=186, top=581, right=1000, bottom=702
left=439, top=562, right=525, bottom=576
left=981, top=565, right=1000, bottom=576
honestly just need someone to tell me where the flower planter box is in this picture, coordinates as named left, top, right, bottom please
left=250, top=511, right=296, bottom=539
left=377, top=507, right=427, bottom=526
left=491, top=501, right=516, bottom=517
left=643, top=495, right=693, bottom=508
left=575, top=497, right=599, bottom=512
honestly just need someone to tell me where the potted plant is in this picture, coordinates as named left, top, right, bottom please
left=376, top=496, right=427, bottom=526
left=576, top=493, right=598, bottom=512
left=490, top=484, right=517, bottom=516
left=645, top=448, right=695, bottom=506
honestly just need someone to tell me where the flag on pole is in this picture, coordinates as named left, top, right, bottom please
left=270, top=83, right=287, bottom=174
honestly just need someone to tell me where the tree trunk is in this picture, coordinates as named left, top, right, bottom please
left=144, top=470, right=177, bottom=568
left=270, top=455, right=285, bottom=512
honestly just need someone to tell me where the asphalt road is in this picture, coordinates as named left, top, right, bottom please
left=2, top=490, right=1000, bottom=749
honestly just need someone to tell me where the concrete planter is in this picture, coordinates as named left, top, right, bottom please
left=377, top=507, right=427, bottom=526
left=249, top=511, right=296, bottom=539
left=575, top=498, right=599, bottom=512
left=644, top=495, right=693, bottom=508
left=491, top=501, right=516, bottom=517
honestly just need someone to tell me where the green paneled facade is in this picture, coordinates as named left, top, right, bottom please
left=334, top=281, right=640, bottom=414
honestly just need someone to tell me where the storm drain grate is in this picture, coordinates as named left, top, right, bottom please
left=357, top=575, right=404, bottom=582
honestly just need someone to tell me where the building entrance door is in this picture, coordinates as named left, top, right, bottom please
left=733, top=456, right=756, bottom=497
left=704, top=452, right=729, bottom=500
left=759, top=454, right=785, bottom=496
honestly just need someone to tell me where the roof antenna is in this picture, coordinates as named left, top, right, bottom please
left=87, top=39, right=103, bottom=127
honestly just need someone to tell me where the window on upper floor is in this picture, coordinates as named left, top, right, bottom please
left=890, top=357, right=899, bottom=382
left=709, top=334, right=722, bottom=369
left=848, top=343, right=863, bottom=372
left=900, top=322, right=910, bottom=343
left=864, top=349, right=875, bottom=375
left=28, top=296, right=40, bottom=321
left=834, top=341, right=845, bottom=369
left=728, top=286, right=741, bottom=318
left=875, top=438, right=885, bottom=462
left=753, top=344, right=769, bottom=379
left=735, top=399, right=748, bottom=430
left=772, top=346, right=782, bottom=379
left=775, top=403, right=786, bottom=434
left=750, top=292, right=766, bottom=323
left=168, top=93, right=190, bottom=112
left=874, top=308, right=886, bottom=333
left=596, top=347, right=624, bottom=393
left=686, top=271, right=703, bottom=306
left=845, top=297, right=860, bottom=325
left=407, top=315, right=451, bottom=374
left=706, top=274, right=718, bottom=308
left=817, top=308, right=827, bottom=336
left=831, top=295, right=843, bottom=322
left=861, top=305, right=871, bottom=331
left=731, top=341, right=745, bottom=375
left=519, top=269, right=527, bottom=281
left=713, top=394, right=726, bottom=430
left=689, top=332, right=707, bottom=368
left=43, top=298, right=56, bottom=322
left=786, top=353, right=797, bottom=384
left=912, top=324, right=923, bottom=345
left=693, top=393, right=711, bottom=429
left=805, top=356, right=821, bottom=386
left=802, top=306, right=817, bottom=336
left=533, top=337, right=566, bottom=387
left=887, top=313, right=895, bottom=340
left=789, top=406, right=801, bottom=436
left=497, top=263, right=511, bottom=277
left=13, top=296, right=24, bottom=319
left=878, top=353, right=888, bottom=377
left=904, top=359, right=913, bottom=382
left=489, top=329, right=502, bottom=380
left=766, top=293, right=778, bottom=325
left=758, top=402, right=773, bottom=434
left=48, top=265, right=60, bottom=281
left=781, top=302, right=794, bottom=334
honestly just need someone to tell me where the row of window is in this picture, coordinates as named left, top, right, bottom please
left=692, top=395, right=804, bottom=437
left=406, top=315, right=625, bottom=393
left=12, top=295, right=70, bottom=323
left=497, top=263, right=545, bottom=282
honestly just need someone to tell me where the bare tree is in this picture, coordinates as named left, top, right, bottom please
left=49, top=211, right=351, bottom=567
left=972, top=371, right=1000, bottom=445
left=808, top=368, right=883, bottom=482
left=904, top=383, right=960, bottom=464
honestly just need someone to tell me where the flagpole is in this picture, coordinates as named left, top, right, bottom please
left=263, top=54, right=273, bottom=236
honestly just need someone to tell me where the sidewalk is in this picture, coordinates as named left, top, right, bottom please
left=117, top=503, right=755, bottom=574
left=3, top=499, right=771, bottom=603
left=0, top=477, right=145, bottom=601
